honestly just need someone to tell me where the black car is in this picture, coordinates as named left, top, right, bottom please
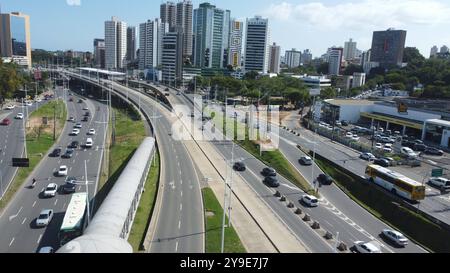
left=233, top=162, right=246, bottom=171
left=341, top=121, right=349, bottom=126
left=262, top=168, right=277, bottom=177
left=413, top=143, right=427, bottom=152
left=50, top=148, right=62, bottom=157
left=263, top=176, right=280, bottom=188
left=424, top=147, right=444, bottom=156
left=78, top=99, right=83, bottom=103
left=63, top=177, right=77, bottom=194
left=373, top=158, right=390, bottom=167
left=69, top=141, right=80, bottom=149
left=317, top=174, right=333, bottom=185
left=85, top=112, right=90, bottom=117
left=82, top=116, right=89, bottom=122
left=62, top=149, right=74, bottom=159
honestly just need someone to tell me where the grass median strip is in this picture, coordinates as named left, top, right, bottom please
left=128, top=150, right=160, bottom=252
left=0, top=100, right=67, bottom=210
left=202, top=187, right=246, bottom=253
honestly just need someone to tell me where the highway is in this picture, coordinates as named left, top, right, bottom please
left=165, top=89, right=426, bottom=253
left=0, top=99, right=51, bottom=199
left=0, top=86, right=108, bottom=253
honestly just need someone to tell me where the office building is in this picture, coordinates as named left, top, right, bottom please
left=440, top=45, right=449, bottom=54
left=370, top=28, right=407, bottom=68
left=301, top=49, right=312, bottom=65
left=285, top=48, right=301, bottom=68
left=0, top=12, right=31, bottom=68
left=139, top=20, right=158, bottom=70
left=126, top=26, right=136, bottom=63
left=269, top=42, right=280, bottom=74
left=105, top=17, right=127, bottom=70
left=176, top=0, right=193, bottom=60
left=193, top=3, right=229, bottom=69
left=160, top=1, right=177, bottom=30
left=228, top=19, right=243, bottom=69
left=344, top=38, right=357, bottom=61
left=328, top=47, right=343, bottom=76
left=430, top=46, right=438, bottom=58
left=352, top=72, right=366, bottom=88
left=93, top=38, right=106, bottom=68
left=162, top=28, right=183, bottom=86
left=244, top=16, right=270, bottom=73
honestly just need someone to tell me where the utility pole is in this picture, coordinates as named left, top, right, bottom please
left=53, top=103, right=57, bottom=141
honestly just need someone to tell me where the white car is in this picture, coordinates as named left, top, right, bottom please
left=35, top=98, right=42, bottom=103
left=381, top=229, right=409, bottom=247
left=360, top=153, right=376, bottom=161
left=58, top=165, right=68, bottom=176
left=15, top=113, right=24, bottom=120
left=71, top=129, right=80, bottom=136
left=401, top=147, right=418, bottom=158
left=37, top=247, right=54, bottom=253
left=85, top=138, right=93, bottom=148
left=6, top=105, right=15, bottom=110
left=74, top=123, right=82, bottom=129
left=83, top=106, right=89, bottom=110
left=301, top=195, right=319, bottom=207
left=25, top=101, right=32, bottom=106
left=346, top=132, right=354, bottom=138
left=428, top=177, right=450, bottom=191
left=375, top=143, right=383, bottom=149
left=352, top=134, right=360, bottom=141
left=88, top=129, right=96, bottom=135
left=383, top=144, right=393, bottom=153
left=68, top=116, right=75, bottom=122
left=353, top=241, right=382, bottom=253
left=43, top=183, right=58, bottom=197
left=36, top=209, right=53, bottom=227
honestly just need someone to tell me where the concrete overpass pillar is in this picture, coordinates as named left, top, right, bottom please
left=386, top=122, right=390, bottom=131
left=402, top=125, right=407, bottom=136
left=422, top=122, right=427, bottom=141
left=370, top=119, right=374, bottom=128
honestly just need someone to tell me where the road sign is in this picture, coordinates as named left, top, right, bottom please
left=432, top=168, right=443, bottom=177
left=12, top=158, right=30, bottom=168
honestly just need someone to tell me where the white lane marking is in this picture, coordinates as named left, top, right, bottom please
left=9, top=238, right=15, bottom=247
left=9, top=207, right=23, bottom=221
left=180, top=203, right=183, bottom=211
left=21, top=218, right=27, bottom=225
left=32, top=201, right=36, bottom=207
left=181, top=191, right=183, bottom=197
left=54, top=199, right=58, bottom=206
left=37, top=234, right=43, bottom=244
left=178, top=220, right=181, bottom=230
left=175, top=241, right=179, bottom=252
left=63, top=202, right=67, bottom=210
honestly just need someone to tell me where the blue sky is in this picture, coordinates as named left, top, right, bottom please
left=2, top=0, right=450, bottom=58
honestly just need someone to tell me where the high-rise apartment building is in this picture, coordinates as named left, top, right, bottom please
left=370, top=28, right=407, bottom=68
left=93, top=38, right=106, bottom=68
left=440, top=45, right=449, bottom=54
left=244, top=16, right=270, bottom=73
left=193, top=3, right=229, bottom=69
left=105, top=17, right=127, bottom=70
left=160, top=2, right=177, bottom=30
left=285, top=49, right=301, bottom=68
left=126, top=26, right=136, bottom=63
left=430, top=45, right=438, bottom=58
left=344, top=38, right=357, bottom=61
left=0, top=12, right=32, bottom=68
left=328, top=47, right=343, bottom=76
left=139, top=20, right=158, bottom=70
left=162, top=28, right=183, bottom=85
left=301, top=49, right=313, bottom=65
left=269, top=42, right=280, bottom=74
left=176, top=0, right=193, bottom=60
left=228, top=19, right=243, bottom=69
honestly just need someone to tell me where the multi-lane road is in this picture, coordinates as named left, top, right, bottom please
left=0, top=87, right=108, bottom=253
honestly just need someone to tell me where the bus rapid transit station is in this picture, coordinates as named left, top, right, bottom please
left=314, top=99, right=450, bottom=148
left=76, top=67, right=126, bottom=81
left=57, top=137, right=156, bottom=253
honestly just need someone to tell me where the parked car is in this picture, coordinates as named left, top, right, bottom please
left=373, top=158, right=390, bottom=167
left=36, top=209, right=54, bottom=227
left=263, top=176, right=280, bottom=188
left=299, top=156, right=313, bottom=166
left=301, top=195, right=319, bottom=207
left=424, top=147, right=444, bottom=156
left=345, top=132, right=354, bottom=138
left=6, top=105, right=15, bottom=110
left=413, top=143, right=427, bottom=152
left=341, top=121, right=349, bottom=126
left=43, top=183, right=58, bottom=197
left=233, top=162, right=246, bottom=171
left=375, top=143, right=383, bottom=149
left=381, top=229, right=409, bottom=247
left=383, top=144, right=393, bottom=153
left=352, top=135, right=360, bottom=141
left=317, top=174, right=333, bottom=185
left=262, top=167, right=277, bottom=177
left=360, top=153, right=376, bottom=161
left=353, top=241, right=382, bottom=253
left=401, top=147, right=418, bottom=158
left=428, top=177, right=450, bottom=191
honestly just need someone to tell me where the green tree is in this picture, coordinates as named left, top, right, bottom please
left=343, top=64, right=364, bottom=76
left=320, top=87, right=337, bottom=99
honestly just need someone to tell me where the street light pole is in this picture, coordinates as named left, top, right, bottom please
left=227, top=142, right=235, bottom=227
left=85, top=160, right=90, bottom=226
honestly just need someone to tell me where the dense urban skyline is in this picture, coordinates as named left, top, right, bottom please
left=1, top=0, right=450, bottom=57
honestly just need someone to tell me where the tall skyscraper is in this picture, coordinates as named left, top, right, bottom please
left=370, top=28, right=407, bottom=67
left=93, top=38, right=106, bottom=68
left=139, top=20, right=158, bottom=70
left=126, top=26, right=136, bottom=63
left=0, top=12, right=32, bottom=68
left=344, top=38, right=357, bottom=61
left=160, top=2, right=177, bottom=30
left=269, top=42, right=280, bottom=74
left=105, top=17, right=127, bottom=70
left=228, top=19, right=243, bottom=69
left=285, top=49, right=301, bottom=68
left=193, top=3, right=229, bottom=69
left=301, top=49, right=313, bottom=65
left=162, top=28, right=183, bottom=85
left=176, top=0, right=193, bottom=60
left=430, top=46, right=438, bottom=58
left=328, top=47, right=343, bottom=76
left=440, top=45, right=449, bottom=54
left=244, top=16, right=270, bottom=73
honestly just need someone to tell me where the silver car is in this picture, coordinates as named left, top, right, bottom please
left=382, top=229, right=409, bottom=247
left=36, top=209, right=53, bottom=227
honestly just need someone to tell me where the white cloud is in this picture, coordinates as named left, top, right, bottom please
left=263, top=0, right=450, bottom=31
left=66, top=0, right=81, bottom=6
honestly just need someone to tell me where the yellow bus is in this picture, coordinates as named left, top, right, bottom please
left=365, top=165, right=426, bottom=201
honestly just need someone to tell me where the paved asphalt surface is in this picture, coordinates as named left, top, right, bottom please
left=0, top=99, right=51, bottom=199
left=169, top=91, right=426, bottom=253
left=0, top=86, right=108, bottom=253
left=68, top=73, right=204, bottom=253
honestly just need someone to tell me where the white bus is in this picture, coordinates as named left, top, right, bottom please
left=58, top=192, right=88, bottom=246
left=365, top=165, right=426, bottom=201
